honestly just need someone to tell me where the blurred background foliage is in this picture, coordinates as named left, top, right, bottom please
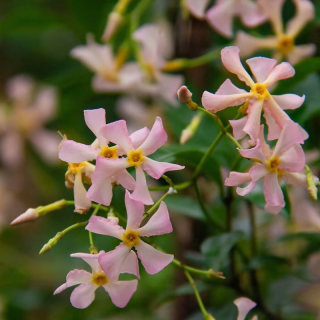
left=0, top=0, right=320, bottom=319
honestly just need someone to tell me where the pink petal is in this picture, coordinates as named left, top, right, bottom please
left=238, top=164, right=267, bottom=196
left=263, top=106, right=282, bottom=140
left=32, top=87, right=57, bottom=123
left=86, top=216, right=124, bottom=239
left=100, top=120, right=133, bottom=153
left=131, top=167, right=154, bottom=205
left=125, top=190, right=144, bottom=230
left=234, top=297, right=256, bottom=320
left=279, top=145, right=305, bottom=172
left=272, top=94, right=305, bottom=110
left=54, top=269, right=92, bottom=294
left=206, top=1, right=235, bottom=38
left=87, top=173, right=113, bottom=206
left=282, top=172, right=307, bottom=187
left=138, top=117, right=167, bottom=156
left=264, top=62, right=295, bottom=87
left=225, top=171, right=251, bottom=186
left=98, top=244, right=132, bottom=281
left=263, top=172, right=284, bottom=214
left=119, top=250, right=140, bottom=279
left=130, top=127, right=150, bottom=149
left=158, top=73, right=184, bottom=106
left=142, top=157, right=184, bottom=180
left=186, top=0, right=210, bottom=18
left=258, top=0, right=285, bottom=35
left=84, top=108, right=107, bottom=143
left=6, top=75, right=34, bottom=104
left=237, top=0, right=267, bottom=27
left=272, top=121, right=305, bottom=156
left=70, top=283, right=96, bottom=309
left=71, top=252, right=101, bottom=273
left=74, top=172, right=91, bottom=213
left=243, top=99, right=263, bottom=144
left=229, top=117, right=247, bottom=140
left=221, top=46, right=254, bottom=86
left=59, top=140, right=98, bottom=163
left=0, top=130, right=24, bottom=167
left=239, top=139, right=268, bottom=162
left=139, top=202, right=173, bottom=237
left=115, top=169, right=136, bottom=190
left=104, top=280, right=138, bottom=308
left=135, top=240, right=173, bottom=274
left=287, top=44, right=316, bottom=65
left=246, top=57, right=277, bottom=83
left=286, top=0, right=314, bottom=37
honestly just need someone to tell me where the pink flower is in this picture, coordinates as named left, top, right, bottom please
left=202, top=46, right=307, bottom=143
left=186, top=0, right=267, bottom=38
left=225, top=123, right=308, bottom=214
left=235, top=0, right=315, bottom=64
left=234, top=297, right=258, bottom=320
left=54, top=251, right=138, bottom=309
left=87, top=116, right=184, bottom=205
left=0, top=75, right=59, bottom=167
left=86, top=190, right=174, bottom=275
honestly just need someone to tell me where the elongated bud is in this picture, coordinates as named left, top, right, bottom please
left=305, top=165, right=318, bottom=200
left=11, top=199, right=68, bottom=226
left=180, top=112, right=203, bottom=144
left=102, top=12, right=122, bottom=42
left=177, top=86, right=198, bottom=111
left=162, top=59, right=185, bottom=72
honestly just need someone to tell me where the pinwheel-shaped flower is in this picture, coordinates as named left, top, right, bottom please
left=86, top=190, right=174, bottom=276
left=185, top=0, right=267, bottom=38
left=225, top=123, right=310, bottom=214
left=87, top=116, right=184, bottom=205
left=54, top=251, right=138, bottom=309
left=234, top=297, right=258, bottom=320
left=202, top=46, right=307, bottom=144
left=235, top=0, right=315, bottom=65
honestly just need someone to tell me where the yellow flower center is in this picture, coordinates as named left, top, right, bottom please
left=251, top=83, right=269, bottom=100
left=122, top=229, right=140, bottom=247
left=277, top=35, right=294, bottom=55
left=266, top=156, right=280, bottom=173
left=99, top=146, right=118, bottom=159
left=91, top=272, right=109, bottom=286
left=102, top=70, right=119, bottom=83
left=127, top=149, right=145, bottom=167
left=68, top=162, right=85, bottom=174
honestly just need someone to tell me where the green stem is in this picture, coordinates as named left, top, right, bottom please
left=184, top=270, right=210, bottom=318
left=88, top=204, right=101, bottom=254
left=39, top=221, right=88, bottom=255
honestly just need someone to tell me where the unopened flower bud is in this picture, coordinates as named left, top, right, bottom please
left=306, top=165, right=319, bottom=200
left=10, top=208, right=39, bottom=226
left=107, top=212, right=119, bottom=225
left=102, top=12, right=122, bottom=42
left=180, top=112, right=203, bottom=144
left=177, top=85, right=192, bottom=103
left=204, top=314, right=216, bottom=320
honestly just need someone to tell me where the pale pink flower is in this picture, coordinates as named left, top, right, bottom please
left=186, top=0, right=267, bottom=38
left=54, top=251, right=138, bottom=309
left=202, top=46, right=307, bottom=143
left=0, top=75, right=59, bottom=167
left=86, top=190, right=174, bottom=275
left=225, top=123, right=308, bottom=214
left=235, top=0, right=315, bottom=64
left=234, top=297, right=258, bottom=320
left=87, top=117, right=184, bottom=205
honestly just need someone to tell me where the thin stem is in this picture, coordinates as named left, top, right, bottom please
left=88, top=204, right=101, bottom=253
left=184, top=270, right=210, bottom=318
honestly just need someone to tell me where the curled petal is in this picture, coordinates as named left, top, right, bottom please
left=234, top=297, right=256, bottom=320
left=71, top=252, right=101, bottom=273
left=84, top=108, right=107, bottom=143
left=272, top=94, right=305, bottom=110
left=237, top=0, right=267, bottom=27
left=142, top=157, right=184, bottom=180
left=74, top=172, right=91, bottom=214
left=59, top=140, right=98, bottom=163
left=186, top=0, right=210, bottom=18
left=135, top=240, right=173, bottom=274
left=130, top=127, right=150, bottom=149
left=279, top=145, right=305, bottom=172
left=243, top=99, right=263, bottom=144
left=246, top=57, right=277, bottom=83
left=287, top=44, right=316, bottom=65
left=225, top=171, right=251, bottom=187
left=230, top=117, right=247, bottom=140
left=263, top=108, right=282, bottom=140
left=264, top=62, right=295, bottom=87
left=239, top=139, right=268, bottom=162
left=221, top=46, right=254, bottom=86
left=104, top=280, right=138, bottom=308
left=282, top=171, right=307, bottom=187
left=86, top=216, right=124, bottom=239
left=70, top=283, right=96, bottom=309
left=138, top=117, right=167, bottom=156
left=287, top=0, right=314, bottom=37
left=263, top=172, right=284, bottom=214
left=139, top=202, right=173, bottom=237
left=131, top=167, right=154, bottom=205
left=119, top=250, right=140, bottom=279
left=125, top=190, right=144, bottom=230
left=116, top=170, right=136, bottom=190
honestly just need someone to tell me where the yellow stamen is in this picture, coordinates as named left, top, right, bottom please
left=250, top=83, right=269, bottom=100
left=68, top=162, right=85, bottom=174
left=277, top=35, right=294, bottom=55
left=266, top=156, right=281, bottom=173
left=99, top=146, right=118, bottom=159
left=127, top=149, right=145, bottom=167
left=102, top=70, right=119, bottom=83
left=91, top=272, right=109, bottom=286
left=122, top=229, right=140, bottom=247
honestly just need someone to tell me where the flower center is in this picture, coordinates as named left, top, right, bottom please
left=68, top=162, right=85, bottom=174
left=91, top=272, right=109, bottom=286
left=251, top=83, right=269, bottom=100
left=277, top=35, right=294, bottom=55
left=266, top=156, right=280, bottom=173
left=127, top=150, right=145, bottom=167
left=122, top=229, right=140, bottom=247
left=102, top=70, right=119, bottom=83
left=99, top=146, right=118, bottom=159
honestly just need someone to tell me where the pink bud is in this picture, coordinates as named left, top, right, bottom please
left=102, top=12, right=122, bottom=42
left=177, top=85, right=192, bottom=103
left=11, top=208, right=39, bottom=226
